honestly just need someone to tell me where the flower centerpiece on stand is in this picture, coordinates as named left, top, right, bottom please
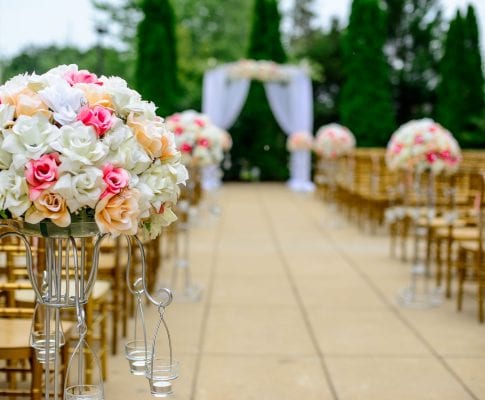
left=385, top=118, right=462, bottom=309
left=0, top=64, right=188, bottom=399
left=313, top=123, right=356, bottom=159
left=385, top=118, right=461, bottom=175
left=166, top=110, right=225, bottom=200
left=0, top=64, right=188, bottom=238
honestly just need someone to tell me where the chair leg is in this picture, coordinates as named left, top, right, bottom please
left=456, top=250, right=466, bottom=311
left=30, top=354, right=42, bottom=400
left=446, top=237, right=454, bottom=298
left=436, top=237, right=443, bottom=287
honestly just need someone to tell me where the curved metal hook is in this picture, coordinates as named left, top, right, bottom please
left=132, top=235, right=172, bottom=308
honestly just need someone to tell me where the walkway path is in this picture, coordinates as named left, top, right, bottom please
left=105, top=183, right=485, bottom=399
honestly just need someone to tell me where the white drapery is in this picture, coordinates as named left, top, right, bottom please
left=202, top=63, right=314, bottom=192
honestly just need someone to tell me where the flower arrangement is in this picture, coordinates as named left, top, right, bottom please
left=386, top=118, right=461, bottom=174
left=227, top=59, right=290, bottom=82
left=286, top=131, right=313, bottom=152
left=313, top=123, right=356, bottom=159
left=0, top=64, right=188, bottom=238
left=220, top=130, right=233, bottom=153
left=165, top=110, right=225, bottom=167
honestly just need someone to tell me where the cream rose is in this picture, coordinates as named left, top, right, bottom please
left=25, top=190, right=70, bottom=227
left=95, top=188, right=140, bottom=236
left=0, top=168, right=31, bottom=217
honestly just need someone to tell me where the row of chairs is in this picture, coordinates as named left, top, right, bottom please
left=315, top=149, right=485, bottom=322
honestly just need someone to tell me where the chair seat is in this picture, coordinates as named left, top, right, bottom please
left=459, top=241, right=480, bottom=253
left=435, top=226, right=479, bottom=240
left=417, top=217, right=467, bottom=228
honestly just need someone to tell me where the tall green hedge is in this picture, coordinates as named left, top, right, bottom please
left=135, top=0, right=179, bottom=117
left=228, top=0, right=288, bottom=181
left=340, top=0, right=396, bottom=146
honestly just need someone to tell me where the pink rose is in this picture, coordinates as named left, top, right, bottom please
left=414, top=135, right=424, bottom=144
left=198, top=138, right=210, bottom=148
left=392, top=143, right=403, bottom=154
left=77, top=105, right=114, bottom=137
left=173, top=126, right=184, bottom=135
left=194, top=118, right=206, bottom=128
left=180, top=143, right=193, bottom=153
left=25, top=153, right=60, bottom=201
left=101, top=164, right=130, bottom=199
left=426, top=152, right=438, bottom=163
left=65, top=70, right=102, bottom=86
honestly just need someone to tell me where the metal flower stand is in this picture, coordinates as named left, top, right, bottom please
left=0, top=222, right=177, bottom=399
left=167, top=200, right=203, bottom=302
left=397, top=171, right=442, bottom=308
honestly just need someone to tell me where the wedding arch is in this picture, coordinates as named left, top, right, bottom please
left=202, top=60, right=314, bottom=192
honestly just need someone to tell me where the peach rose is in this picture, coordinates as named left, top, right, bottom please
left=95, top=188, right=140, bottom=236
left=127, top=112, right=164, bottom=158
left=76, top=83, right=113, bottom=109
left=6, top=88, right=51, bottom=118
left=25, top=190, right=71, bottom=227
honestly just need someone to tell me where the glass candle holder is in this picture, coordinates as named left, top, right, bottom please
left=65, top=384, right=104, bottom=400
left=146, top=358, right=179, bottom=398
left=124, top=340, right=152, bottom=376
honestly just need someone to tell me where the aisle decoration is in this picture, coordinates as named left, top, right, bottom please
left=385, top=119, right=461, bottom=310
left=385, top=118, right=461, bottom=174
left=313, top=123, right=356, bottom=159
left=0, top=65, right=185, bottom=399
left=0, top=64, right=188, bottom=238
left=166, top=110, right=225, bottom=168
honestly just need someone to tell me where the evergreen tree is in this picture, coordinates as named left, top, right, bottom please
left=229, top=0, right=288, bottom=181
left=135, top=0, right=179, bottom=117
left=290, top=0, right=318, bottom=52
left=383, top=0, right=444, bottom=124
left=463, top=5, right=484, bottom=129
left=340, top=0, right=395, bottom=146
left=436, top=12, right=466, bottom=136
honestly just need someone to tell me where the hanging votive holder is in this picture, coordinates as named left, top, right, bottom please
left=29, top=303, right=65, bottom=365
left=64, top=385, right=103, bottom=400
left=146, top=358, right=179, bottom=397
left=125, top=278, right=152, bottom=376
left=145, top=298, right=178, bottom=397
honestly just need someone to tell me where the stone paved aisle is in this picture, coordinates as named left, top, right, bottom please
left=105, top=183, right=485, bottom=399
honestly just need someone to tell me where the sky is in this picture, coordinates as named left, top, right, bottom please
left=0, top=0, right=483, bottom=59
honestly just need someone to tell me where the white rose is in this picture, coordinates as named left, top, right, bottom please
left=107, top=137, right=151, bottom=175
left=102, top=119, right=133, bottom=151
left=0, top=73, right=29, bottom=102
left=2, top=113, right=60, bottom=169
left=145, top=208, right=177, bottom=239
left=38, top=80, right=85, bottom=126
left=54, top=167, right=106, bottom=212
left=0, top=104, right=15, bottom=128
left=0, top=132, right=13, bottom=170
left=0, top=168, right=31, bottom=217
left=100, top=76, right=141, bottom=118
left=51, top=122, right=108, bottom=169
left=137, top=160, right=183, bottom=210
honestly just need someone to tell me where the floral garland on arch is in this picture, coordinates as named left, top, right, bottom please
left=313, top=123, right=356, bottom=159
left=227, top=59, right=291, bottom=83
left=386, top=118, right=461, bottom=174
left=0, top=64, right=188, bottom=238
left=286, top=131, right=314, bottom=152
left=166, top=110, right=227, bottom=167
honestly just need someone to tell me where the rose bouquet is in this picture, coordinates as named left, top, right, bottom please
left=165, top=110, right=225, bottom=167
left=386, top=119, right=461, bottom=174
left=0, top=64, right=188, bottom=238
left=313, top=123, right=356, bottom=159
left=286, top=131, right=313, bottom=152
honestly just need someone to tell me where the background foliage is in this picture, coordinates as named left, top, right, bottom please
left=1, top=0, right=483, bottom=176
